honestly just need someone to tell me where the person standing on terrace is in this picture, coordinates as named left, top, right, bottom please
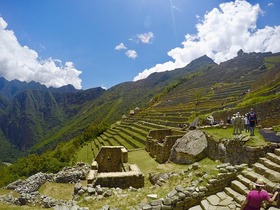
left=247, top=108, right=257, bottom=136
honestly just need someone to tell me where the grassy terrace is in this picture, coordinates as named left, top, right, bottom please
left=113, top=127, right=146, bottom=146
left=117, top=123, right=147, bottom=138
left=77, top=109, right=193, bottom=161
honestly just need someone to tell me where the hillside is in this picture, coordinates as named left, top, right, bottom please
left=0, top=55, right=216, bottom=162
left=0, top=50, right=280, bottom=164
left=74, top=50, right=280, bottom=162
left=0, top=50, right=280, bottom=209
left=0, top=79, right=106, bottom=161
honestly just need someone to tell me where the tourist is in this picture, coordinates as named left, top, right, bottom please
left=227, top=116, right=231, bottom=125
left=244, top=113, right=250, bottom=132
left=247, top=108, right=258, bottom=136
left=235, top=112, right=242, bottom=134
left=231, top=114, right=236, bottom=134
left=240, top=179, right=279, bottom=210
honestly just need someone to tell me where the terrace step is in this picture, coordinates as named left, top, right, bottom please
left=116, top=130, right=145, bottom=148
left=259, top=157, right=280, bottom=173
left=118, top=124, right=148, bottom=136
left=236, top=174, right=253, bottom=190
left=275, top=148, right=280, bottom=156
left=241, top=169, right=278, bottom=192
left=111, top=135, right=137, bottom=150
left=114, top=125, right=146, bottom=145
left=231, top=180, right=249, bottom=196
left=266, top=152, right=280, bottom=165
left=224, top=187, right=246, bottom=204
left=253, top=162, right=280, bottom=183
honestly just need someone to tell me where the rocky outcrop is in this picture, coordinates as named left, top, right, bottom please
left=169, top=130, right=208, bottom=164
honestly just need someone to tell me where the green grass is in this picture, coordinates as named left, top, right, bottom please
left=0, top=188, right=16, bottom=196
left=237, top=94, right=279, bottom=108
left=264, top=56, right=280, bottom=68
left=0, top=204, right=45, bottom=210
left=273, top=125, right=280, bottom=132
left=202, top=126, right=267, bottom=146
left=76, top=142, right=95, bottom=164
left=39, top=182, right=74, bottom=200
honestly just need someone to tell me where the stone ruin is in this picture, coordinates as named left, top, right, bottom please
left=146, top=129, right=209, bottom=164
left=146, top=128, right=278, bottom=166
left=87, top=146, right=144, bottom=189
left=146, top=129, right=186, bottom=163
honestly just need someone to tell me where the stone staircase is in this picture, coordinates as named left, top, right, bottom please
left=190, top=148, right=280, bottom=210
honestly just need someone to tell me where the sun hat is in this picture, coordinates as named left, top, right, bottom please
left=255, top=179, right=265, bottom=187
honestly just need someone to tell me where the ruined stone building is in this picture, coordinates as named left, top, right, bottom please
left=87, top=146, right=144, bottom=189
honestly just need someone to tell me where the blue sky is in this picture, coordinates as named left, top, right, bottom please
left=0, top=0, right=279, bottom=90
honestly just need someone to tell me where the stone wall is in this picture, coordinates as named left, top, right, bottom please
left=95, top=146, right=127, bottom=172
left=146, top=128, right=278, bottom=166
left=94, top=164, right=144, bottom=189
left=88, top=146, right=144, bottom=189
left=206, top=134, right=277, bottom=166
left=134, top=163, right=245, bottom=210
left=212, top=97, right=280, bottom=127
left=146, top=129, right=185, bottom=163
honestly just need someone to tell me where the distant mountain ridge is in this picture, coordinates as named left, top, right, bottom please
left=0, top=77, right=81, bottom=99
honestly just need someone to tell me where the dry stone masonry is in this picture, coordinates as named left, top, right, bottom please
left=87, top=146, right=144, bottom=189
left=146, top=129, right=186, bottom=163
left=1, top=162, right=90, bottom=209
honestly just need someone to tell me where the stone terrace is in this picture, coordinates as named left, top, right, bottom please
left=189, top=148, right=280, bottom=210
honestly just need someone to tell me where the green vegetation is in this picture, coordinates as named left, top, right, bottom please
left=202, top=127, right=267, bottom=147
left=0, top=122, right=108, bottom=188
left=273, top=125, right=280, bottom=132
left=39, top=182, right=74, bottom=200
left=0, top=204, right=45, bottom=210
left=264, top=55, right=280, bottom=69
left=1, top=52, right=280, bottom=209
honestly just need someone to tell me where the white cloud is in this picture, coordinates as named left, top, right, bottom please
left=133, top=0, right=280, bottom=81
left=268, top=3, right=274, bottom=7
left=0, top=17, right=82, bottom=89
left=125, top=50, right=138, bottom=59
left=137, top=32, right=154, bottom=44
left=115, top=42, right=127, bottom=50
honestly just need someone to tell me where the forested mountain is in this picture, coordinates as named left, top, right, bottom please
left=0, top=50, right=279, bottom=163
left=0, top=79, right=105, bottom=161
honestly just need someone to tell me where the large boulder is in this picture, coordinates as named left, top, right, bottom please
left=169, top=130, right=207, bottom=164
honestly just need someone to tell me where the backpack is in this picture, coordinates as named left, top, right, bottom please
left=248, top=111, right=256, bottom=122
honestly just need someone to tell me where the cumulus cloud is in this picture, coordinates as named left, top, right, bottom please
left=133, top=0, right=280, bottom=81
left=0, top=17, right=82, bottom=89
left=125, top=50, right=138, bottom=59
left=137, top=32, right=154, bottom=44
left=115, top=43, right=137, bottom=59
left=115, top=42, right=127, bottom=50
